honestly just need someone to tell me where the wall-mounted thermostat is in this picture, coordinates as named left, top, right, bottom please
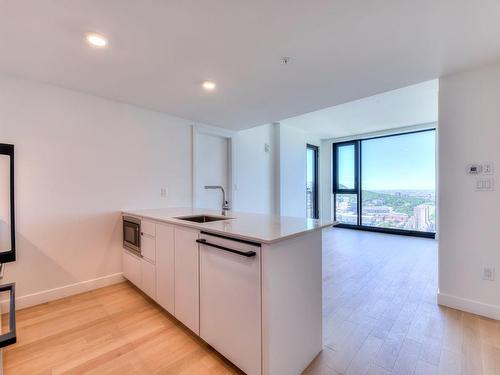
left=467, top=164, right=482, bottom=175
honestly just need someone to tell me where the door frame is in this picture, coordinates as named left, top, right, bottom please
left=192, top=125, right=235, bottom=210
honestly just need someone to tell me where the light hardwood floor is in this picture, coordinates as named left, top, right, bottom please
left=2, top=280, right=242, bottom=375
left=305, top=228, right=500, bottom=375
left=4, top=228, right=500, bottom=374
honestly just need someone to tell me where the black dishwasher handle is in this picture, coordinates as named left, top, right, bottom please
left=196, top=239, right=257, bottom=257
left=0, top=282, right=16, bottom=348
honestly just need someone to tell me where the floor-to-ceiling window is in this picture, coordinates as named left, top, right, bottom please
left=333, top=129, right=436, bottom=237
left=306, top=144, right=319, bottom=219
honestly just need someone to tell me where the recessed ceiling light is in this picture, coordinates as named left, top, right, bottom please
left=85, top=32, right=108, bottom=48
left=202, top=80, right=216, bottom=91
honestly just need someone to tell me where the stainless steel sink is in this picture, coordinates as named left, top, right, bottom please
left=175, top=215, right=233, bottom=223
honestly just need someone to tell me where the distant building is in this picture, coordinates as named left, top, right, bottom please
left=414, top=204, right=431, bottom=231
left=337, top=213, right=357, bottom=224
left=363, top=206, right=392, bottom=214
left=387, top=212, right=408, bottom=222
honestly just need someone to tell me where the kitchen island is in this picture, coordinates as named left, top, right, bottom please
left=122, top=208, right=334, bottom=375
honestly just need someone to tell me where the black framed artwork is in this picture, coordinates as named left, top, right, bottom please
left=0, top=143, right=16, bottom=263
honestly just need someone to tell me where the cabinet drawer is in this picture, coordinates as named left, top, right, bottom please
left=141, top=234, right=155, bottom=262
left=123, top=250, right=141, bottom=288
left=141, top=220, right=156, bottom=237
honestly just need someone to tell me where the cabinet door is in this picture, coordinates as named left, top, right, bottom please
left=141, top=258, right=156, bottom=299
left=123, top=250, right=141, bottom=288
left=141, top=234, right=155, bottom=263
left=156, top=223, right=175, bottom=313
left=174, top=227, right=199, bottom=334
left=199, top=234, right=262, bottom=375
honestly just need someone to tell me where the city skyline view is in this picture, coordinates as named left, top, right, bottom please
left=336, top=189, right=435, bottom=232
left=335, top=130, right=436, bottom=233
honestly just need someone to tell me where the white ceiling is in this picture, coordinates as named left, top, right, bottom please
left=1, top=1, right=499, bottom=130
left=281, top=80, right=438, bottom=139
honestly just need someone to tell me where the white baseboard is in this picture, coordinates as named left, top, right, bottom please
left=1, top=273, right=125, bottom=312
left=437, top=292, right=500, bottom=320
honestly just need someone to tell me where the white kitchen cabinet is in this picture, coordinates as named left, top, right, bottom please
left=174, top=227, right=200, bottom=334
left=141, top=258, right=156, bottom=299
left=141, top=219, right=156, bottom=237
left=123, top=249, right=156, bottom=299
left=156, top=223, right=175, bottom=313
left=199, top=234, right=262, bottom=375
left=121, top=209, right=327, bottom=375
left=141, top=234, right=155, bottom=262
left=122, top=250, right=141, bottom=287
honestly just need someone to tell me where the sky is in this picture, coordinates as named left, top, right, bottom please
left=338, top=130, right=436, bottom=191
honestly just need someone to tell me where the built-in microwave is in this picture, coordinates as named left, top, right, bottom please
left=123, top=216, right=141, bottom=255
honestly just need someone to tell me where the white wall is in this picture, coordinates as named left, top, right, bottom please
left=438, top=63, right=500, bottom=319
left=0, top=74, right=194, bottom=305
left=194, top=132, right=229, bottom=210
left=233, top=124, right=275, bottom=215
left=278, top=124, right=320, bottom=218
left=278, top=125, right=306, bottom=217
left=233, top=123, right=321, bottom=218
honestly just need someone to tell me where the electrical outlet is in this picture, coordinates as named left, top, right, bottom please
left=160, top=187, right=168, bottom=199
left=483, top=267, right=495, bottom=281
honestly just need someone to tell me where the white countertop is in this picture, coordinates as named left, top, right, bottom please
left=122, top=207, right=336, bottom=244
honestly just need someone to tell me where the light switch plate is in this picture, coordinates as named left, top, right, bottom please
left=483, top=162, right=494, bottom=175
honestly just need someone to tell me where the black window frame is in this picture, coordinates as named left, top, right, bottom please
left=333, top=141, right=359, bottom=194
left=306, top=144, right=320, bottom=219
left=332, top=140, right=360, bottom=225
left=332, top=129, right=436, bottom=239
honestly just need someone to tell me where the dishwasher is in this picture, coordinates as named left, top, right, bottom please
left=197, top=232, right=262, bottom=375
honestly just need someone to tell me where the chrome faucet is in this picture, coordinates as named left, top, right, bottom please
left=204, top=185, right=230, bottom=215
